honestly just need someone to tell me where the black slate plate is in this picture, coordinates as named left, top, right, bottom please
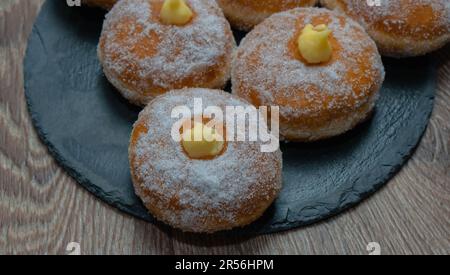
left=24, top=0, right=436, bottom=234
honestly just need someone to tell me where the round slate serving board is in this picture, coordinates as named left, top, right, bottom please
left=24, top=0, right=436, bottom=234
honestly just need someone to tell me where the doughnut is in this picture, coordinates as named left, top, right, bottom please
left=129, top=88, right=282, bottom=233
left=232, top=8, right=385, bottom=141
left=83, top=0, right=117, bottom=10
left=217, top=0, right=319, bottom=31
left=321, top=0, right=450, bottom=57
left=98, top=0, right=236, bottom=106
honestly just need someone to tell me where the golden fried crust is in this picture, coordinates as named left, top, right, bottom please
left=129, top=88, right=283, bottom=233
left=217, top=0, right=318, bottom=31
left=232, top=8, right=385, bottom=141
left=83, top=0, right=117, bottom=10
left=98, top=0, right=236, bottom=106
left=321, top=0, right=450, bottom=57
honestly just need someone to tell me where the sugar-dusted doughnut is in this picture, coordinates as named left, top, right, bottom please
left=232, top=8, right=385, bottom=141
left=98, top=0, right=236, bottom=106
left=217, top=0, right=318, bottom=31
left=129, top=88, right=283, bottom=233
left=321, top=0, right=450, bottom=57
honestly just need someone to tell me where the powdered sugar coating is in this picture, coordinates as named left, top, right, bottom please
left=217, top=0, right=318, bottom=30
left=129, top=88, right=282, bottom=233
left=98, top=0, right=235, bottom=105
left=232, top=8, right=385, bottom=140
left=321, top=0, right=450, bottom=56
left=328, top=0, right=449, bottom=38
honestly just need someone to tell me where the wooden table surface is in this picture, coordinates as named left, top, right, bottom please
left=0, top=0, right=449, bottom=255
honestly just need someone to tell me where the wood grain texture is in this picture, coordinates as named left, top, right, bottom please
left=0, top=0, right=448, bottom=255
